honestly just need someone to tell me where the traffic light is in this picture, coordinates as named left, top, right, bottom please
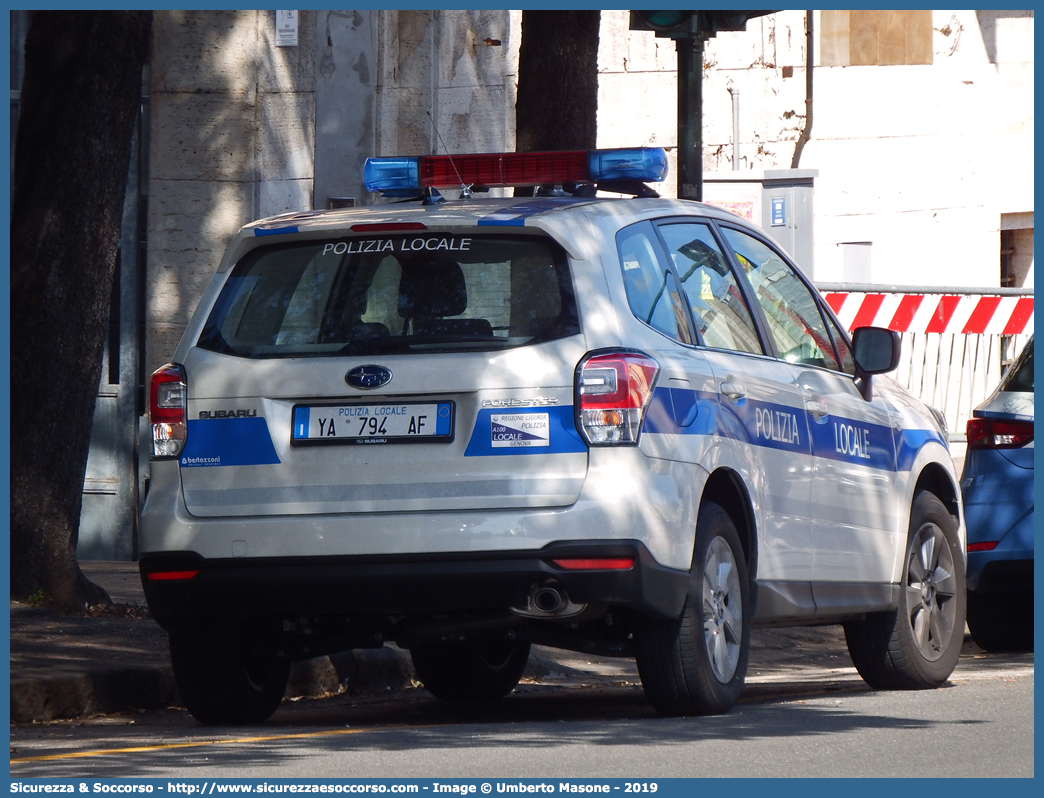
left=628, top=9, right=778, bottom=201
left=629, top=10, right=698, bottom=39
left=629, top=10, right=776, bottom=41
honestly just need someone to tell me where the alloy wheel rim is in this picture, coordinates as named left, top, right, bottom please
left=701, top=536, right=742, bottom=683
left=905, top=522, right=959, bottom=662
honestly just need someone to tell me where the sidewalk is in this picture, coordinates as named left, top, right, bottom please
left=10, top=562, right=856, bottom=724
left=10, top=563, right=179, bottom=723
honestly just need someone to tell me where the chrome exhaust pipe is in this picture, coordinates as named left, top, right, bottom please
left=511, top=582, right=587, bottom=619
left=532, top=586, right=564, bottom=614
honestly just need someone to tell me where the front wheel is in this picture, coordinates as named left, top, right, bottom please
left=634, top=501, right=751, bottom=716
left=411, top=637, right=530, bottom=701
left=845, top=490, right=966, bottom=689
left=170, top=623, right=290, bottom=725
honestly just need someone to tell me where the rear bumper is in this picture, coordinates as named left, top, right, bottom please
left=962, top=457, right=1033, bottom=592
left=968, top=555, right=1034, bottom=593
left=964, top=491, right=1033, bottom=593
left=140, top=540, right=690, bottom=628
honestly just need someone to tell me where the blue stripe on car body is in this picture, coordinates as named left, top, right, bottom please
left=181, top=417, right=281, bottom=467
left=477, top=198, right=589, bottom=226
left=254, top=226, right=299, bottom=236
left=464, top=405, right=586, bottom=456
left=643, top=386, right=943, bottom=472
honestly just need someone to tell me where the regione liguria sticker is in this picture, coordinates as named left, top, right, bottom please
left=491, top=413, right=550, bottom=448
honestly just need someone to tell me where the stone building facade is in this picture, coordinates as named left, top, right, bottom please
left=145, top=9, right=521, bottom=374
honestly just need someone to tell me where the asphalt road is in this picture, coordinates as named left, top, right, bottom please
left=9, top=648, right=1033, bottom=780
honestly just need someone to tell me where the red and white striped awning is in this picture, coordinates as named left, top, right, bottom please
left=824, top=292, right=1034, bottom=335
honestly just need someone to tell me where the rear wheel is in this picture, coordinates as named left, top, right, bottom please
left=410, top=637, right=530, bottom=700
left=634, top=501, right=751, bottom=716
left=170, top=623, right=290, bottom=725
left=845, top=491, right=966, bottom=689
left=967, top=590, right=1034, bottom=652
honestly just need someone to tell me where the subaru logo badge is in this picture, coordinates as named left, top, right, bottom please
left=345, top=365, right=392, bottom=390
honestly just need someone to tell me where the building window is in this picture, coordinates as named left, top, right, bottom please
left=1000, top=213, right=1034, bottom=289
left=820, top=10, right=933, bottom=67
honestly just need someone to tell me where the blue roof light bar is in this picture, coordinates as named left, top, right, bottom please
left=363, top=156, right=420, bottom=193
left=588, top=148, right=669, bottom=183
left=363, top=147, right=668, bottom=194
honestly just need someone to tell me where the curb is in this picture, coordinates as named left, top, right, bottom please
left=10, top=646, right=608, bottom=723
left=10, top=648, right=418, bottom=724
left=10, top=667, right=179, bottom=723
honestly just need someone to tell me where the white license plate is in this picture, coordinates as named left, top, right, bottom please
left=291, top=402, right=454, bottom=445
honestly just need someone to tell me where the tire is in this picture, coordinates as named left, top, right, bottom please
left=634, top=501, right=751, bottom=716
left=170, top=623, right=290, bottom=725
left=410, top=637, right=530, bottom=700
left=844, top=490, right=966, bottom=690
left=967, top=590, right=1034, bottom=652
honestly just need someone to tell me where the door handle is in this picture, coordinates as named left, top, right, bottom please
left=720, top=382, right=746, bottom=401
left=806, top=400, right=829, bottom=419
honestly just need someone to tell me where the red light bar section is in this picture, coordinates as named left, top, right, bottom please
left=552, top=558, right=635, bottom=571
left=419, top=151, right=589, bottom=189
left=146, top=570, right=200, bottom=581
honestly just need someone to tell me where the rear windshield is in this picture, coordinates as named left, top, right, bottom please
left=197, top=234, right=579, bottom=357
left=1000, top=338, right=1033, bottom=393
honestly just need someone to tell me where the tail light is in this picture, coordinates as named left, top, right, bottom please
left=150, top=363, right=187, bottom=458
left=145, top=570, right=199, bottom=581
left=967, top=541, right=999, bottom=553
left=576, top=351, right=659, bottom=445
left=552, top=558, right=635, bottom=570
left=966, top=416, right=1034, bottom=449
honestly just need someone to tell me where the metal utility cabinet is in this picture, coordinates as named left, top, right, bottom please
left=702, top=169, right=818, bottom=279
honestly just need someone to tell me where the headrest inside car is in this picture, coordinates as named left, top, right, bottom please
left=398, top=262, right=468, bottom=318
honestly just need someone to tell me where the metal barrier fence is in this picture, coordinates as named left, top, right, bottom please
left=817, top=284, right=1034, bottom=441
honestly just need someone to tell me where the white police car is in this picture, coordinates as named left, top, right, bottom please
left=140, top=147, right=966, bottom=724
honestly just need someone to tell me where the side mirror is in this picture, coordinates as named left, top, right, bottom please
left=852, top=326, right=901, bottom=375
left=851, top=326, right=900, bottom=401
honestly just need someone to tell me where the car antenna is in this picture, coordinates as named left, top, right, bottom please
left=427, top=111, right=473, bottom=201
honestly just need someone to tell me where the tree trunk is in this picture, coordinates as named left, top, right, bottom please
left=10, top=11, right=152, bottom=611
left=515, top=11, right=600, bottom=153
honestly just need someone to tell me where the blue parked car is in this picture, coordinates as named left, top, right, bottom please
left=961, top=336, right=1034, bottom=652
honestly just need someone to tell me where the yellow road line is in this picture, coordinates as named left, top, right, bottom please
left=11, top=727, right=377, bottom=764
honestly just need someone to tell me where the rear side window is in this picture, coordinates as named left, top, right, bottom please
left=617, top=221, right=694, bottom=345
left=197, top=234, right=579, bottom=357
left=656, top=222, right=762, bottom=354
left=1001, top=338, right=1033, bottom=392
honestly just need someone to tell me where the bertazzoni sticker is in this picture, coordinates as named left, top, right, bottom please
left=491, top=413, right=550, bottom=448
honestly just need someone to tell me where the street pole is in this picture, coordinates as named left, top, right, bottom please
left=677, top=35, right=703, bottom=200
